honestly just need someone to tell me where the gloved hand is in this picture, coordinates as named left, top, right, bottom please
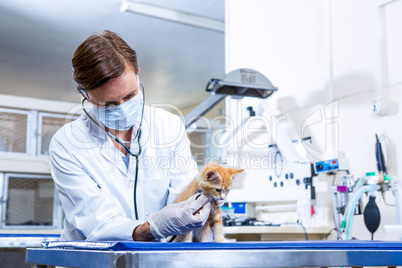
left=148, top=194, right=212, bottom=239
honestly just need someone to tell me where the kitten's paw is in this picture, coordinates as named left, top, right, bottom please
left=214, top=237, right=226, bottom=243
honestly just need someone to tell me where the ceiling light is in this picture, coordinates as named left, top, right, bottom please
left=120, top=0, right=224, bottom=33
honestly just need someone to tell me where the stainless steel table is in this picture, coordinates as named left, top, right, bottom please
left=26, top=240, right=402, bottom=268
left=0, top=234, right=59, bottom=248
left=0, top=234, right=59, bottom=268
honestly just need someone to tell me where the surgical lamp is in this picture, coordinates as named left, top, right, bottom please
left=184, top=68, right=278, bottom=128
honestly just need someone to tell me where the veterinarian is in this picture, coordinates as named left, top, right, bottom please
left=49, top=30, right=211, bottom=241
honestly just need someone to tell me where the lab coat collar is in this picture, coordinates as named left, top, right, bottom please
left=100, top=139, right=128, bottom=176
left=87, top=108, right=108, bottom=141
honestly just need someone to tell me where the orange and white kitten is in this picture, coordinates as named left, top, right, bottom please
left=174, top=163, right=244, bottom=242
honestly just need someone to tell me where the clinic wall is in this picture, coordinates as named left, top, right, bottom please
left=226, top=0, right=402, bottom=240
left=0, top=65, right=80, bottom=103
left=225, top=0, right=330, bottom=109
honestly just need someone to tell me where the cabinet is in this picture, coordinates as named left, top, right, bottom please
left=0, top=94, right=80, bottom=232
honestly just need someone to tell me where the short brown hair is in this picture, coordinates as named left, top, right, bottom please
left=72, top=30, right=138, bottom=92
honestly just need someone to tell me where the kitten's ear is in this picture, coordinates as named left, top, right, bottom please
left=229, top=168, right=245, bottom=176
left=205, top=170, right=219, bottom=182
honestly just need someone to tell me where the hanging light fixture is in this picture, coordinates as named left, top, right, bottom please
left=184, top=68, right=278, bottom=128
left=120, top=0, right=224, bottom=33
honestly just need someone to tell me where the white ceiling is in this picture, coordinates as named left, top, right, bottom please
left=0, top=0, right=225, bottom=109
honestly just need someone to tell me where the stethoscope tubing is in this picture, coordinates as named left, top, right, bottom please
left=80, top=81, right=146, bottom=220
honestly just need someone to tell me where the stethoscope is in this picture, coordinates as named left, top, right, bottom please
left=80, top=81, right=145, bottom=220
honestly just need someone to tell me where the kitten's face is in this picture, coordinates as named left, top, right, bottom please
left=198, top=164, right=244, bottom=202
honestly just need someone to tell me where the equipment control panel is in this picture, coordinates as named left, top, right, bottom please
left=314, top=159, right=339, bottom=173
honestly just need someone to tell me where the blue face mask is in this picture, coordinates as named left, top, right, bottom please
left=92, top=89, right=144, bottom=131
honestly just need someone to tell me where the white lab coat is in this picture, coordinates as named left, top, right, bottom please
left=49, top=105, right=198, bottom=241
